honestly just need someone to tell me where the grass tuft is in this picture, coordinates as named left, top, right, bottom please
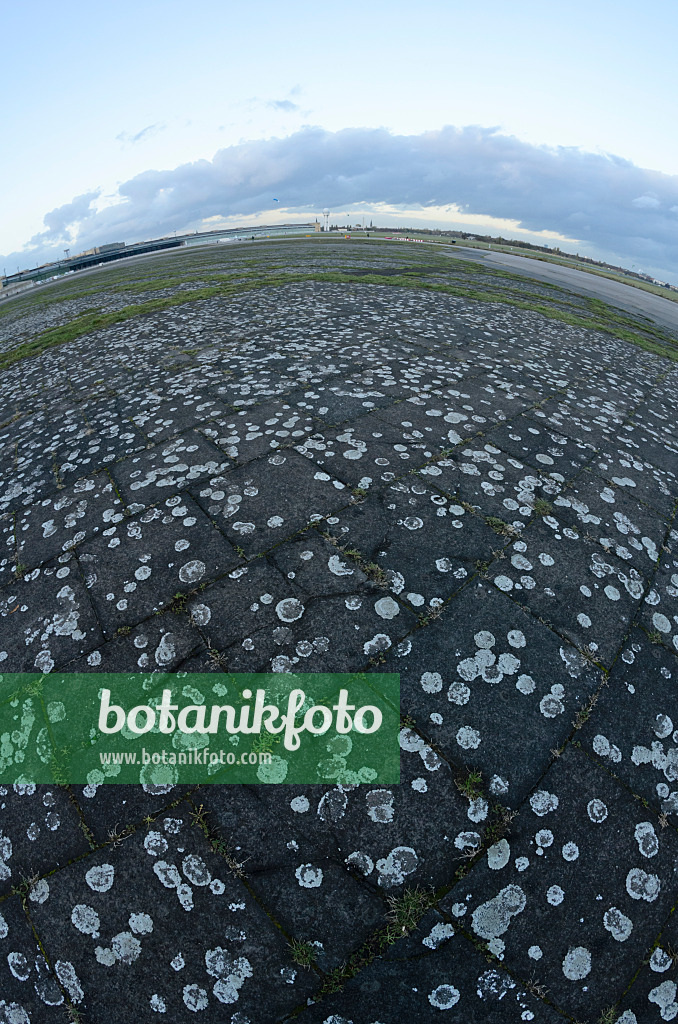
left=532, top=498, right=553, bottom=517
left=485, top=516, right=518, bottom=537
left=455, top=768, right=484, bottom=801
left=386, top=886, right=437, bottom=935
left=289, top=939, right=318, bottom=969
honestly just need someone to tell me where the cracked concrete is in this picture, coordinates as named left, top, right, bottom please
left=1, top=239, right=677, bottom=1023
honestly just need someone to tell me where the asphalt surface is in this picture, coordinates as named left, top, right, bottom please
left=446, top=245, right=678, bottom=335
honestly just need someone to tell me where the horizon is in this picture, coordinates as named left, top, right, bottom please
left=5, top=221, right=676, bottom=294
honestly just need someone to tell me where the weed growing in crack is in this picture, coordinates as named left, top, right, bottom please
left=386, top=886, right=437, bottom=936
left=484, top=806, right=519, bottom=845
left=189, top=803, right=248, bottom=878
left=289, top=939, right=318, bottom=969
left=251, top=731, right=279, bottom=755
left=107, top=823, right=136, bottom=847
left=485, top=516, right=518, bottom=537
left=525, top=975, right=549, bottom=999
left=206, top=647, right=227, bottom=668
left=417, top=603, right=445, bottom=626
left=573, top=692, right=599, bottom=730
left=341, top=546, right=390, bottom=588
left=11, top=871, right=40, bottom=901
left=532, top=498, right=553, bottom=516
left=455, top=768, right=483, bottom=801
left=167, top=591, right=189, bottom=614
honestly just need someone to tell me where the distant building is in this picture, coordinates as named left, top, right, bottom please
left=73, top=242, right=126, bottom=259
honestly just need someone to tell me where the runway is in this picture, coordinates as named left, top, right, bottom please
left=443, top=245, right=678, bottom=335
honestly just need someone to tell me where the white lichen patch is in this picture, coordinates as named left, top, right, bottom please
left=471, top=885, right=526, bottom=939
left=85, top=863, right=115, bottom=892
left=295, top=863, right=323, bottom=888
left=428, top=983, right=460, bottom=1009
left=562, top=946, right=592, bottom=981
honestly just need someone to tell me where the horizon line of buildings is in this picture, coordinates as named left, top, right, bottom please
left=2, top=223, right=676, bottom=296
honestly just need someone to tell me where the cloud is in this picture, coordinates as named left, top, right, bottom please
left=5, top=126, right=678, bottom=280
left=631, top=194, right=661, bottom=209
left=266, top=99, right=300, bottom=112
left=41, top=190, right=100, bottom=237
left=116, top=123, right=166, bottom=145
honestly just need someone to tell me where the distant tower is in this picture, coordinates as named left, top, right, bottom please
left=322, top=208, right=330, bottom=232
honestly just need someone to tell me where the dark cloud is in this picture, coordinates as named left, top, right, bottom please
left=5, top=126, right=678, bottom=280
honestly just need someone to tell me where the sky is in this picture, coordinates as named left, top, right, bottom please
left=2, top=0, right=677, bottom=282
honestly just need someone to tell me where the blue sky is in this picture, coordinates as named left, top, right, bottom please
left=3, top=0, right=677, bottom=281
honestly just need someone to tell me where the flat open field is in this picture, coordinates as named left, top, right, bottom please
left=1, top=238, right=678, bottom=1023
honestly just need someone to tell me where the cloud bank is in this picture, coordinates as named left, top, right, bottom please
left=5, top=126, right=678, bottom=280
